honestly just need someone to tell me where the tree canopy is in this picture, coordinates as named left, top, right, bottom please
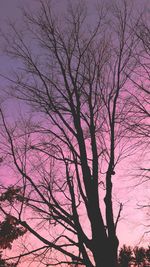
left=0, top=0, right=149, bottom=266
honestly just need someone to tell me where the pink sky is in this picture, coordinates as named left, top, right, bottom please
left=0, top=0, right=149, bottom=266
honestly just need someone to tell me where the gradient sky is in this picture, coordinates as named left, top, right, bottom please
left=0, top=0, right=150, bottom=266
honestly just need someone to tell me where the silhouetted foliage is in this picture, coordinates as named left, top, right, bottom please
left=134, top=246, right=146, bottom=267
left=0, top=187, right=21, bottom=203
left=119, top=245, right=133, bottom=267
left=0, top=191, right=26, bottom=265
left=0, top=206, right=26, bottom=266
left=119, top=245, right=150, bottom=267
left=0, top=251, right=17, bottom=267
left=146, top=247, right=150, bottom=262
left=0, top=215, right=27, bottom=249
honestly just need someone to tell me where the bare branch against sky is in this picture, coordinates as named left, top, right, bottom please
left=0, top=1, right=149, bottom=267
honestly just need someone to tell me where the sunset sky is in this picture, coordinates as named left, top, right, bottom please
left=0, top=0, right=149, bottom=266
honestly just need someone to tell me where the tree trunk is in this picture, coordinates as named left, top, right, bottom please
left=91, top=234, right=119, bottom=267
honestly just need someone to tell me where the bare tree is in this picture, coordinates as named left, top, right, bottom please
left=128, top=16, right=150, bottom=142
left=0, top=1, right=146, bottom=266
left=127, top=14, right=150, bottom=193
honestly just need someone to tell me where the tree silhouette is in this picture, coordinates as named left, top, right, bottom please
left=0, top=0, right=148, bottom=266
left=129, top=8, right=150, bottom=236
left=145, top=247, right=150, bottom=266
left=128, top=14, right=150, bottom=142
left=0, top=215, right=26, bottom=250
left=0, top=252, right=17, bottom=267
left=118, top=245, right=150, bottom=267
left=0, top=211, right=26, bottom=266
left=133, top=246, right=146, bottom=267
left=118, top=245, right=133, bottom=267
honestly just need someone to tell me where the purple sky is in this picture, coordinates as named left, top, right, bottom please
left=0, top=1, right=149, bottom=266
